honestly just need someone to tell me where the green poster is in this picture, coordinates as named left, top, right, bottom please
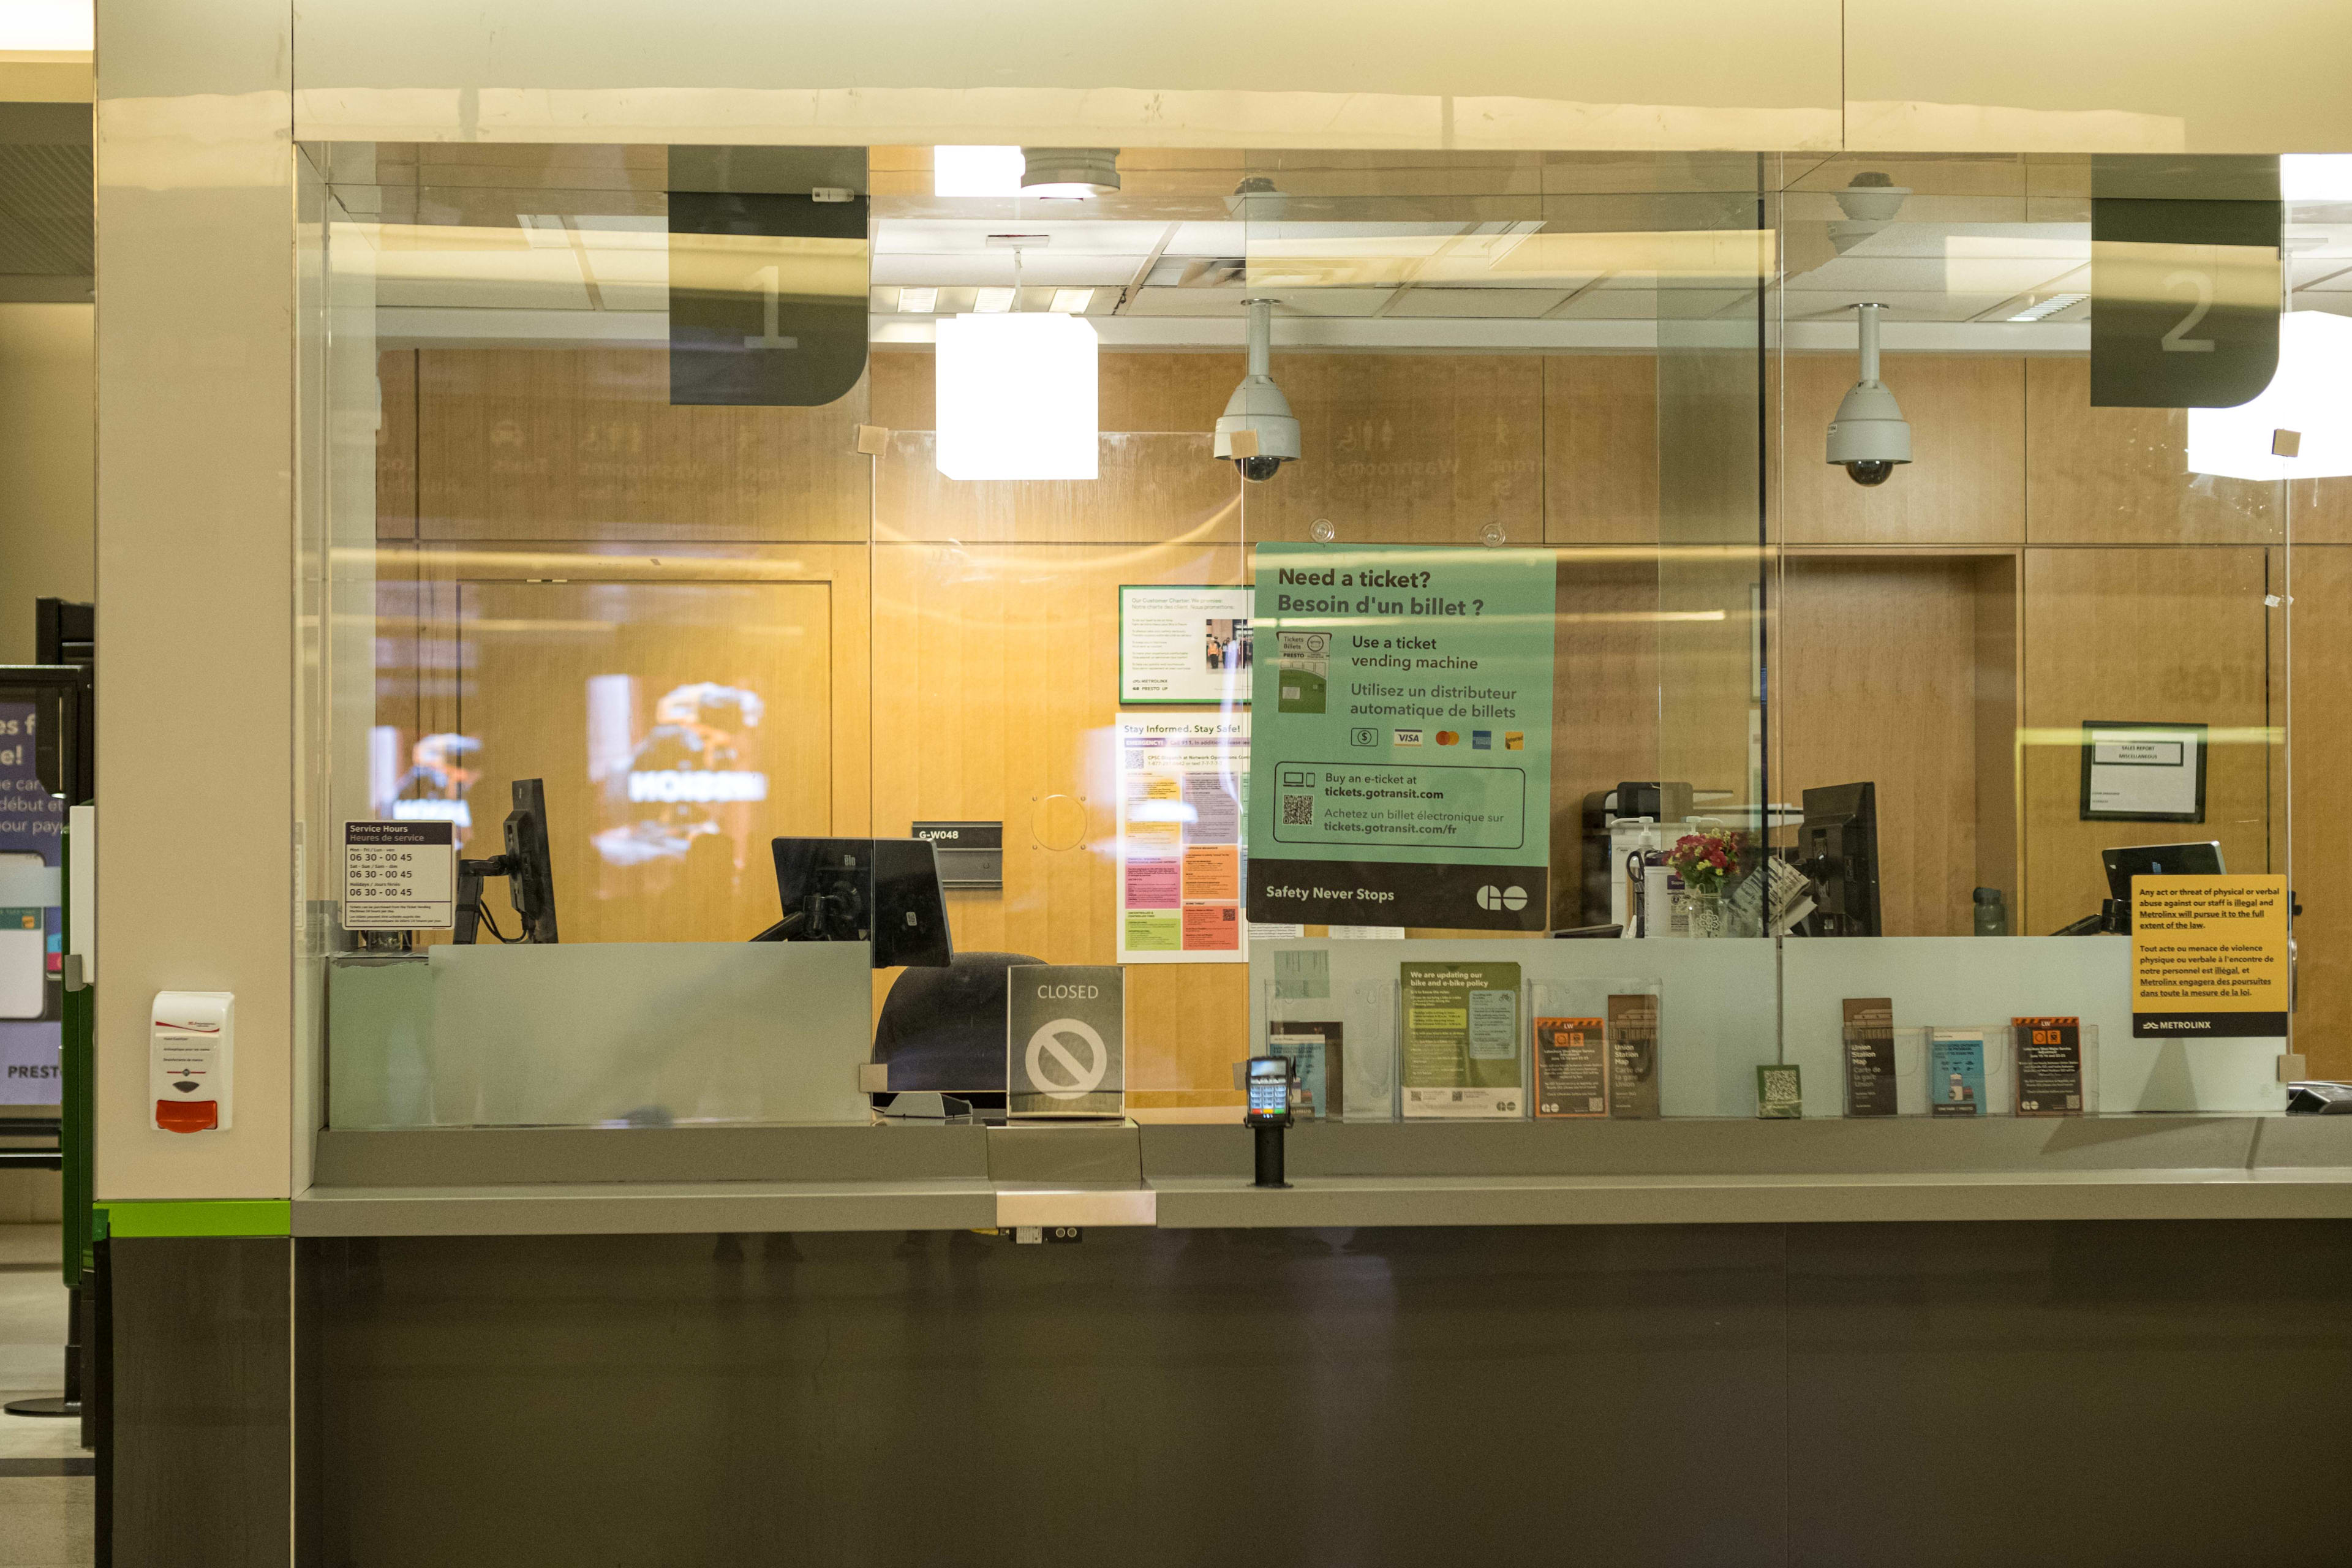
left=1400, top=961, right=1524, bottom=1118
left=1246, top=544, right=1555, bottom=931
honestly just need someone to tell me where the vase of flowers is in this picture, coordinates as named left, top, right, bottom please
left=1663, top=829, right=1744, bottom=938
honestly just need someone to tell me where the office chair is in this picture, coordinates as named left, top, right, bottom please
left=871, top=951, right=1042, bottom=1094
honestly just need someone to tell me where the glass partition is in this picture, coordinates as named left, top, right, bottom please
left=297, top=145, right=2335, bottom=1135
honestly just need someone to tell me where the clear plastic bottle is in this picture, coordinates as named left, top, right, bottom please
left=1972, top=886, right=2008, bottom=937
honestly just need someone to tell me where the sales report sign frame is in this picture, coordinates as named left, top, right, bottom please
left=1247, top=544, right=1555, bottom=931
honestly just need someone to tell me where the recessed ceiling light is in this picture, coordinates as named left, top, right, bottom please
left=973, top=287, right=1016, bottom=314
left=1049, top=288, right=1095, bottom=315
left=2006, top=292, right=2087, bottom=323
left=897, top=287, right=939, bottom=314
left=934, top=146, right=1023, bottom=198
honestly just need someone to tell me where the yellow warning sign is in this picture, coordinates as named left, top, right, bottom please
left=2129, top=874, right=2288, bottom=1039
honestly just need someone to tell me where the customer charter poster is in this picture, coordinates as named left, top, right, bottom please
left=1246, top=545, right=1555, bottom=930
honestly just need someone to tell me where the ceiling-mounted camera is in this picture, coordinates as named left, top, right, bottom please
left=1213, top=298, right=1299, bottom=482
left=1825, top=302, right=1911, bottom=487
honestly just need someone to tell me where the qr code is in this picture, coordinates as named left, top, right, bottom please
left=1281, top=794, right=1314, bottom=826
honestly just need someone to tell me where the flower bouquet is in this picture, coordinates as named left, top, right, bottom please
left=1663, top=830, right=1743, bottom=895
left=1662, top=829, right=1746, bottom=937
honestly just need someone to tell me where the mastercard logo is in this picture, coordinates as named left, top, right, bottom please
left=1435, top=730, right=1461, bottom=745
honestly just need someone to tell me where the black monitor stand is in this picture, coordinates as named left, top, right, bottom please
left=453, top=778, right=559, bottom=944
left=454, top=855, right=523, bottom=943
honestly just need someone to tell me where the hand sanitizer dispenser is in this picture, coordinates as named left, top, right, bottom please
left=151, top=991, right=233, bottom=1133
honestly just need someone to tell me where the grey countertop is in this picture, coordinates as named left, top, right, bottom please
left=290, top=1117, right=2352, bottom=1236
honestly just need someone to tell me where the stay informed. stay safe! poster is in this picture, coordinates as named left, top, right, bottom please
left=1116, top=714, right=1248, bottom=963
left=1246, top=544, right=1556, bottom=931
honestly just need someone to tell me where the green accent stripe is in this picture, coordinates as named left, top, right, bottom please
left=97, top=1200, right=291, bottom=1238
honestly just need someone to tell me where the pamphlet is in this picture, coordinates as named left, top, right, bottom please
left=1267, top=1022, right=1344, bottom=1120
left=1928, top=1029, right=1986, bottom=1118
left=1755, top=1063, right=1803, bottom=1119
left=1842, top=997, right=1896, bottom=1117
left=1535, top=1017, right=1608, bottom=1118
left=2012, top=1016, right=2084, bottom=1116
left=1400, top=961, right=1523, bottom=1118
left=1606, top=993, right=1661, bottom=1120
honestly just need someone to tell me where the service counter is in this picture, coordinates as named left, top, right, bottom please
left=295, top=1114, right=2352, bottom=1235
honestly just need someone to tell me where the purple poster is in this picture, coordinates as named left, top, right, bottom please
left=0, top=700, right=62, bottom=1105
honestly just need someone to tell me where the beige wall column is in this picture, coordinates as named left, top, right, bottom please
left=94, top=0, right=295, bottom=1200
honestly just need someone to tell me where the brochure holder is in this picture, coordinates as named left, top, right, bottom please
left=1258, top=974, right=1398, bottom=1121
left=1891, top=1026, right=2016, bottom=1117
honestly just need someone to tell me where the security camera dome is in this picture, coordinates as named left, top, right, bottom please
left=1825, top=303, right=1912, bottom=486
left=1213, top=298, right=1300, bottom=480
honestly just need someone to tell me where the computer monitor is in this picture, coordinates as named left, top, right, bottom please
left=453, top=777, right=559, bottom=944
left=502, top=778, right=559, bottom=943
left=765, top=837, right=952, bottom=968
left=2101, top=841, right=2224, bottom=905
left=1798, top=782, right=1880, bottom=937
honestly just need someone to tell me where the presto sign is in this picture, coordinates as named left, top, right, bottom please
left=1247, top=543, right=1555, bottom=930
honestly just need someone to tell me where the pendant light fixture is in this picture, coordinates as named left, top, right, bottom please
left=935, top=237, right=1100, bottom=481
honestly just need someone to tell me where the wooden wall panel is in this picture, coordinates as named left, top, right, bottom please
left=457, top=578, right=834, bottom=945
left=2290, top=479, right=2352, bottom=545
left=401, top=542, right=874, bottom=948
left=1126, top=965, right=1250, bottom=1107
left=1544, top=355, right=1657, bottom=545
left=416, top=349, right=871, bottom=543
left=1550, top=552, right=1664, bottom=924
left=372, top=546, right=423, bottom=805
left=376, top=349, right=417, bottom=541
left=2025, top=358, right=2281, bottom=545
left=2019, top=546, right=2275, bottom=934
left=1970, top=556, right=2022, bottom=915
left=2290, top=545, right=2352, bottom=1079
left=876, top=432, right=1242, bottom=545
left=1782, top=355, right=2024, bottom=546
left=1243, top=354, right=1546, bottom=545
left=869, top=540, right=1250, bottom=1104
left=1777, top=556, right=1998, bottom=936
